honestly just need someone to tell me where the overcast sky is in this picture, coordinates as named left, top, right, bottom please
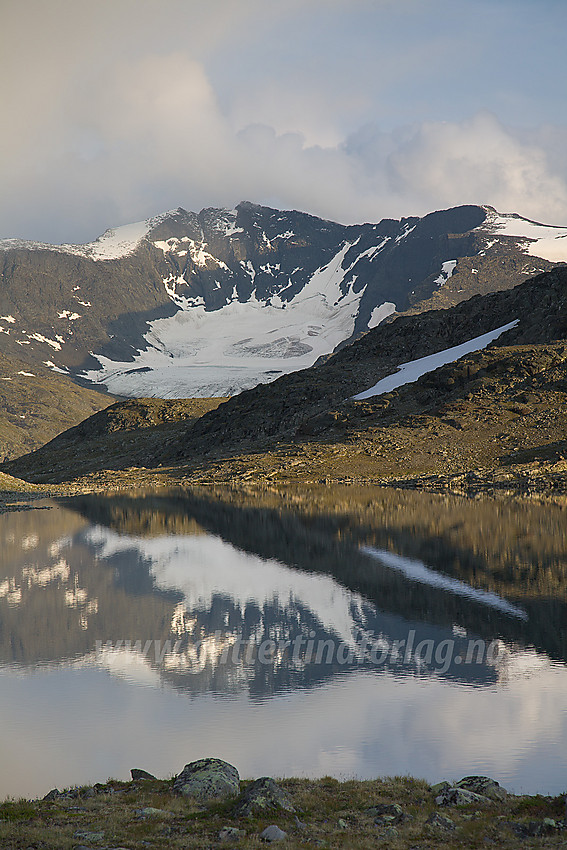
left=1, top=0, right=566, bottom=243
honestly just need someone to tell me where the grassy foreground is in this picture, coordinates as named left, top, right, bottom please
left=1, top=774, right=566, bottom=849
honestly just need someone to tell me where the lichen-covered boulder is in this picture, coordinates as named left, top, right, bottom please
left=455, top=775, right=508, bottom=801
left=234, top=777, right=295, bottom=817
left=173, top=758, right=240, bottom=801
left=366, top=803, right=405, bottom=824
left=435, top=786, right=491, bottom=806
left=430, top=781, right=452, bottom=796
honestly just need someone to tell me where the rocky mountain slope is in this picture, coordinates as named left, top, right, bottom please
left=1, top=201, right=565, bottom=459
left=162, top=265, right=567, bottom=455
left=4, top=266, right=566, bottom=493
left=0, top=351, right=113, bottom=461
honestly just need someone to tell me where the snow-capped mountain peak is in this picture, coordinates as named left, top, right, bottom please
left=1, top=202, right=565, bottom=399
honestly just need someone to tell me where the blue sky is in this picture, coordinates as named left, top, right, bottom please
left=1, top=0, right=566, bottom=242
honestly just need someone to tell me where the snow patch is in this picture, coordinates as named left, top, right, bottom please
left=481, top=210, right=567, bottom=262
left=353, top=320, right=519, bottom=400
left=213, top=209, right=243, bottom=237
left=395, top=224, right=416, bottom=243
left=357, top=237, right=391, bottom=261
left=44, top=361, right=69, bottom=374
left=434, top=260, right=457, bottom=286
left=26, top=333, right=62, bottom=351
left=368, top=302, right=396, bottom=329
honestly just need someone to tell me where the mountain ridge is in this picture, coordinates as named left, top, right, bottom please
left=1, top=200, right=566, bottom=460
left=2, top=202, right=564, bottom=396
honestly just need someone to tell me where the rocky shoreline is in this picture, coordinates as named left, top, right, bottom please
left=2, top=758, right=567, bottom=849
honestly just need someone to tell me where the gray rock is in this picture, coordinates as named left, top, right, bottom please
left=234, top=777, right=295, bottom=817
left=455, top=775, right=507, bottom=801
left=367, top=803, right=405, bottom=824
left=42, top=788, right=60, bottom=801
left=436, top=787, right=491, bottom=807
left=430, top=781, right=452, bottom=795
left=173, top=757, right=240, bottom=801
left=136, top=807, right=173, bottom=817
left=73, top=831, right=105, bottom=842
left=131, top=768, right=157, bottom=781
left=337, top=818, right=348, bottom=829
left=260, top=824, right=287, bottom=842
left=426, top=811, right=456, bottom=831
left=509, top=819, right=560, bottom=838
left=219, top=826, right=246, bottom=841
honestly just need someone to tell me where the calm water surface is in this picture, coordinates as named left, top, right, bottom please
left=1, top=487, right=566, bottom=799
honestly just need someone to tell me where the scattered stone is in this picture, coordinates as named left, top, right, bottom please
left=337, top=818, right=348, bottom=829
left=455, top=775, right=508, bottom=802
left=436, top=787, right=492, bottom=807
left=136, top=807, right=173, bottom=817
left=509, top=818, right=561, bottom=837
left=426, top=812, right=456, bottom=831
left=382, top=826, right=399, bottom=838
left=73, top=831, right=105, bottom=842
left=367, top=802, right=405, bottom=824
left=260, top=824, right=287, bottom=842
left=131, top=768, right=157, bottom=781
left=219, top=826, right=246, bottom=841
left=294, top=815, right=306, bottom=830
left=173, top=758, right=240, bottom=801
left=234, top=777, right=295, bottom=817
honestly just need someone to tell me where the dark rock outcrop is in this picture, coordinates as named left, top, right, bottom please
left=234, top=777, right=295, bottom=817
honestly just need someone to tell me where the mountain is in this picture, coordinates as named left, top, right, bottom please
left=5, top=264, right=566, bottom=494
left=2, top=202, right=565, bottom=404
left=1, top=200, right=566, bottom=461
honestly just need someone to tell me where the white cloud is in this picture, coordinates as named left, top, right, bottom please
left=387, top=113, right=567, bottom=225
left=1, top=2, right=566, bottom=242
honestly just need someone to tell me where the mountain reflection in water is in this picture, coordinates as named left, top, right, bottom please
left=0, top=486, right=566, bottom=799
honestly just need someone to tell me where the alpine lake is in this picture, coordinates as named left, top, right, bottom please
left=1, top=484, right=566, bottom=801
